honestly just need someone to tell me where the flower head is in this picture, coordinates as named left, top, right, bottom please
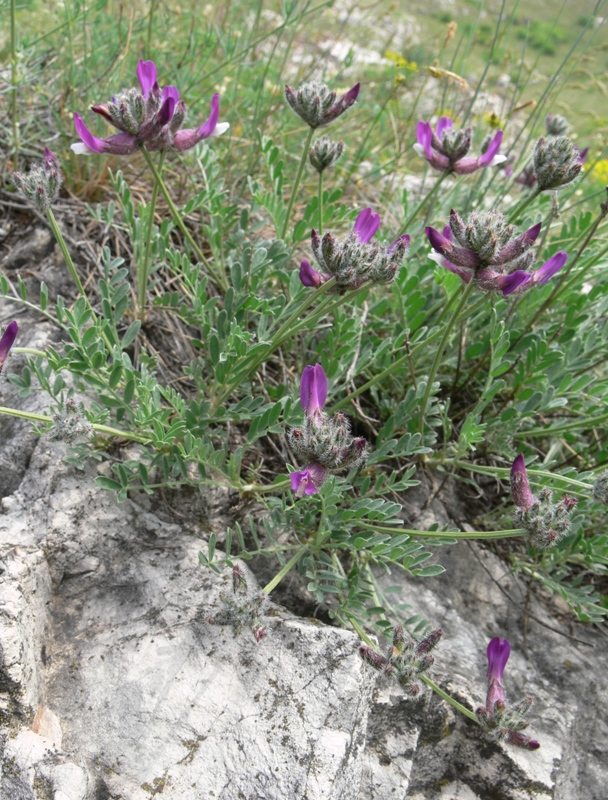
left=532, top=136, right=582, bottom=191
left=414, top=116, right=505, bottom=174
left=288, top=368, right=368, bottom=496
left=285, top=81, right=360, bottom=129
left=71, top=59, right=228, bottom=156
left=427, top=209, right=567, bottom=296
left=13, top=150, right=62, bottom=211
left=0, top=321, right=18, bottom=376
left=309, top=135, right=344, bottom=173
left=510, top=455, right=578, bottom=548
left=301, top=207, right=409, bottom=290
left=360, top=625, right=443, bottom=697
left=476, top=637, right=540, bottom=750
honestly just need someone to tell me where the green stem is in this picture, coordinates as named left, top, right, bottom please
left=146, top=0, right=157, bottom=57
left=10, top=0, right=19, bottom=167
left=506, top=187, right=541, bottom=224
left=240, top=478, right=291, bottom=494
left=139, top=151, right=165, bottom=312
left=399, top=171, right=450, bottom=235
left=281, top=126, right=315, bottom=241
left=354, top=522, right=526, bottom=539
left=451, top=459, right=593, bottom=490
left=13, top=347, right=47, bottom=358
left=318, top=171, right=324, bottom=235
left=140, top=147, right=228, bottom=292
left=418, top=281, right=476, bottom=433
left=516, top=410, right=608, bottom=438
left=45, top=208, right=114, bottom=352
left=262, top=546, right=307, bottom=595
left=419, top=675, right=479, bottom=722
left=347, top=614, right=479, bottom=722
left=0, top=406, right=149, bottom=443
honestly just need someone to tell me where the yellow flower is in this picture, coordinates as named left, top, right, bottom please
left=484, top=111, right=504, bottom=129
left=592, top=159, right=608, bottom=185
left=384, top=51, right=418, bottom=71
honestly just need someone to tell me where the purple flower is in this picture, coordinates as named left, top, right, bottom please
left=290, top=464, right=327, bottom=496
left=487, top=637, right=510, bottom=684
left=71, top=59, right=229, bottom=156
left=577, top=146, right=589, bottom=165
left=414, top=117, right=506, bottom=174
left=353, top=207, right=381, bottom=243
left=510, top=454, right=535, bottom=510
left=0, top=321, right=18, bottom=375
left=299, top=259, right=326, bottom=287
left=301, top=207, right=410, bottom=289
left=427, top=209, right=567, bottom=296
left=300, top=363, right=328, bottom=417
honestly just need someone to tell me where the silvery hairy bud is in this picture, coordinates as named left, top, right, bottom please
left=360, top=625, right=443, bottom=697
left=592, top=470, right=608, bottom=504
left=48, top=398, right=93, bottom=443
left=532, top=136, right=582, bottom=191
left=13, top=148, right=63, bottom=212
left=92, top=87, right=146, bottom=135
left=309, top=135, right=345, bottom=173
left=208, top=565, right=268, bottom=643
left=545, top=113, right=569, bottom=137
left=284, top=81, right=360, bottom=129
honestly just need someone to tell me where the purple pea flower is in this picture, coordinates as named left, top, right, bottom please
left=300, top=363, right=328, bottom=418
left=301, top=207, right=410, bottom=289
left=510, top=455, right=535, bottom=512
left=478, top=637, right=540, bottom=751
left=427, top=209, right=567, bottom=296
left=414, top=116, right=506, bottom=174
left=71, top=59, right=228, bottom=156
left=0, top=321, right=18, bottom=376
left=290, top=464, right=328, bottom=497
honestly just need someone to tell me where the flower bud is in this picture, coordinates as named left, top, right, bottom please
left=545, top=113, right=569, bottom=137
left=285, top=81, right=359, bottom=129
left=309, top=135, right=344, bottom=173
left=13, top=149, right=63, bottom=212
left=0, top=321, right=18, bottom=378
left=532, top=136, right=582, bottom=191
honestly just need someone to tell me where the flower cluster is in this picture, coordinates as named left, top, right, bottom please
left=532, top=135, right=583, bottom=191
left=476, top=638, right=540, bottom=750
left=0, top=321, right=18, bottom=379
left=72, top=59, right=229, bottom=156
left=359, top=626, right=443, bottom=697
left=309, top=135, right=344, bottom=174
left=207, top=565, right=267, bottom=643
left=426, top=209, right=568, bottom=296
left=13, top=149, right=62, bottom=212
left=414, top=116, right=505, bottom=174
left=288, top=364, right=368, bottom=496
left=300, top=207, right=410, bottom=290
left=510, top=455, right=578, bottom=548
left=48, top=398, right=94, bottom=443
left=285, top=81, right=359, bottom=129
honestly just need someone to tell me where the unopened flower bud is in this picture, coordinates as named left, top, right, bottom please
left=545, top=113, right=569, bottom=137
left=0, top=321, right=18, bottom=379
left=309, top=135, right=344, bottom=173
left=48, top=398, right=93, bottom=443
left=592, top=470, right=608, bottom=504
left=13, top=149, right=63, bottom=212
left=285, top=81, right=360, bottom=129
left=533, top=136, right=582, bottom=191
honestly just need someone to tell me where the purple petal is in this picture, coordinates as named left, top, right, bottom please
left=0, top=321, right=18, bottom=365
left=505, top=165, right=513, bottom=177
left=300, top=363, right=328, bottom=415
left=299, top=259, right=322, bottom=287
left=387, top=233, right=410, bottom=252
left=102, top=132, right=139, bottom=155
left=510, top=454, right=535, bottom=510
left=486, top=637, right=510, bottom=682
left=416, top=121, right=433, bottom=160
left=496, top=270, right=532, bottom=295
left=43, top=148, right=58, bottom=166
left=578, top=147, right=589, bottom=165
left=442, top=225, right=453, bottom=242
left=354, top=207, right=381, bottom=244
left=197, top=93, right=220, bottom=139
left=343, top=83, right=360, bottom=103
left=74, top=113, right=107, bottom=153
left=435, top=116, right=452, bottom=139
left=137, top=60, right=157, bottom=98
left=162, top=85, right=180, bottom=105
left=425, top=226, right=452, bottom=255
left=290, top=469, right=319, bottom=496
left=157, top=95, right=177, bottom=126
left=534, top=251, right=568, bottom=284
left=478, top=130, right=503, bottom=167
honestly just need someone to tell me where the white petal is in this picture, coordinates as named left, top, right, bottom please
left=428, top=251, right=447, bottom=268
left=490, top=154, right=507, bottom=167
left=413, top=143, right=427, bottom=160
left=70, top=142, right=94, bottom=155
left=210, top=122, right=230, bottom=138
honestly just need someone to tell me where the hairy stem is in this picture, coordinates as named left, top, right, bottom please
left=281, top=126, right=315, bottom=241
